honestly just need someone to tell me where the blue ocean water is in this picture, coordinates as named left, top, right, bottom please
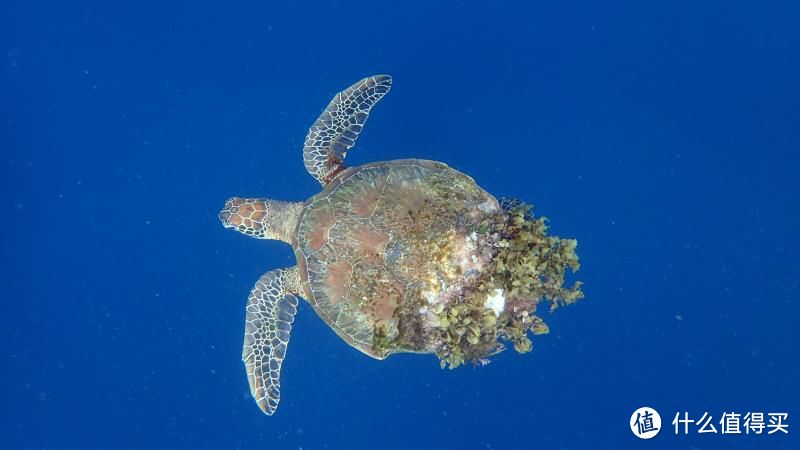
left=2, top=1, right=798, bottom=449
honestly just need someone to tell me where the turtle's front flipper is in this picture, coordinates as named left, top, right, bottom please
left=304, top=75, right=392, bottom=185
left=242, top=266, right=301, bottom=416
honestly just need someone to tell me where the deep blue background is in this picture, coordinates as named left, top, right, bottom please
left=2, top=1, right=798, bottom=449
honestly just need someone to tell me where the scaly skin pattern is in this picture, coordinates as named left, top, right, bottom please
left=304, top=75, right=392, bottom=185
left=219, top=198, right=304, bottom=244
left=241, top=267, right=300, bottom=415
left=293, top=159, right=502, bottom=359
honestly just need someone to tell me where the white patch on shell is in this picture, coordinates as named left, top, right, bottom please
left=484, top=288, right=506, bottom=317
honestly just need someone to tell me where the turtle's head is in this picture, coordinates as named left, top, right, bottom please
left=219, top=197, right=303, bottom=244
left=219, top=197, right=271, bottom=239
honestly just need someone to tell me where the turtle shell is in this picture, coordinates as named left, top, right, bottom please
left=293, top=159, right=501, bottom=358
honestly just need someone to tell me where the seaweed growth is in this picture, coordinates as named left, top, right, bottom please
left=434, top=203, right=583, bottom=369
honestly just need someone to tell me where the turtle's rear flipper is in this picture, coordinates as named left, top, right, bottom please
left=498, top=197, right=526, bottom=212
left=303, top=75, right=392, bottom=185
left=242, top=266, right=301, bottom=415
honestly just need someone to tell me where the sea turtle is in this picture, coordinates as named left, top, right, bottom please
left=220, top=75, right=583, bottom=415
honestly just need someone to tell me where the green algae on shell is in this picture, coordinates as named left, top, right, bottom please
left=433, top=202, right=583, bottom=369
